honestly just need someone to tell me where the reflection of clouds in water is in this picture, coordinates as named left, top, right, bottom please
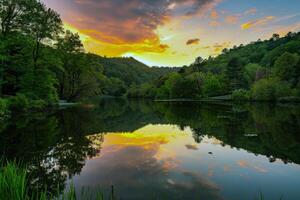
left=185, top=144, right=199, bottom=150
left=72, top=134, right=223, bottom=200
left=237, top=160, right=268, bottom=173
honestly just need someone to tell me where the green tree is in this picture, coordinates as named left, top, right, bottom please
left=22, top=1, right=62, bottom=69
left=274, top=52, right=299, bottom=86
left=251, top=78, right=292, bottom=101
left=225, top=57, right=244, bottom=92
left=243, top=63, right=264, bottom=88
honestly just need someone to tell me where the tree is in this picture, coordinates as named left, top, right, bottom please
left=225, top=57, right=244, bottom=92
left=274, top=52, right=299, bottom=86
left=251, top=78, right=292, bottom=101
left=56, top=30, right=83, bottom=54
left=22, top=1, right=62, bottom=69
left=56, top=30, right=84, bottom=98
left=0, top=0, right=27, bottom=37
left=243, top=63, right=264, bottom=88
left=271, top=33, right=280, bottom=41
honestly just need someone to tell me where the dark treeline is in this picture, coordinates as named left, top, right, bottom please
left=0, top=0, right=174, bottom=117
left=128, top=33, right=300, bottom=101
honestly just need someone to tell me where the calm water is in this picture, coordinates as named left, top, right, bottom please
left=1, top=99, right=300, bottom=200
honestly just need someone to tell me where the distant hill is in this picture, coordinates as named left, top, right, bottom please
left=99, top=56, right=177, bottom=86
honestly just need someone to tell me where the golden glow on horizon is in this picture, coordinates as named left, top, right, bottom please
left=63, top=21, right=217, bottom=66
left=43, top=0, right=300, bottom=66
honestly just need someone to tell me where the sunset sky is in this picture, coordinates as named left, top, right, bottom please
left=42, top=0, right=300, bottom=66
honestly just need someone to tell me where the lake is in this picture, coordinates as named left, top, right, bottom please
left=1, top=99, right=300, bottom=200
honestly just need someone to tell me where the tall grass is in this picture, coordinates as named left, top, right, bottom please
left=0, top=162, right=27, bottom=200
left=0, top=161, right=108, bottom=200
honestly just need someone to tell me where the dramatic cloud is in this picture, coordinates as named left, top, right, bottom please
left=241, top=16, right=275, bottom=30
left=183, top=0, right=222, bottom=17
left=186, top=38, right=200, bottom=45
left=43, top=0, right=219, bottom=44
left=43, top=0, right=221, bottom=57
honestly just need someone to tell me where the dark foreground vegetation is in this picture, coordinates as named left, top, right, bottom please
left=0, top=162, right=115, bottom=200
left=0, top=0, right=174, bottom=119
left=127, top=33, right=300, bottom=101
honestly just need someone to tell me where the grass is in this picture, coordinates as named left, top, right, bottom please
left=0, top=161, right=114, bottom=200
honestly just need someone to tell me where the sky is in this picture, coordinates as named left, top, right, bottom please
left=42, top=0, right=300, bottom=67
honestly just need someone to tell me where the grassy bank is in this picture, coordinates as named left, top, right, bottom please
left=0, top=162, right=112, bottom=200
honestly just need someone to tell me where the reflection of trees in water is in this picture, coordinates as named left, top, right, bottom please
left=0, top=111, right=103, bottom=196
left=1, top=98, right=300, bottom=196
left=128, top=100, right=300, bottom=165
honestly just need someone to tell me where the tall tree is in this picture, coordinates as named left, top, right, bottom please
left=56, top=30, right=83, bottom=98
left=22, top=1, right=62, bottom=69
left=225, top=57, right=244, bottom=91
left=274, top=52, right=300, bottom=86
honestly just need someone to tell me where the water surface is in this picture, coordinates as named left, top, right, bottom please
left=1, top=99, right=300, bottom=200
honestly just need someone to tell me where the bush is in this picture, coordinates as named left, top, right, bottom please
left=232, top=89, right=250, bottom=101
left=251, top=78, right=292, bottom=101
left=0, top=98, right=10, bottom=119
left=30, top=100, right=48, bottom=110
left=8, top=94, right=30, bottom=112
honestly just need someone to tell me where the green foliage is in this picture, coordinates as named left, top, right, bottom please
left=232, top=89, right=250, bottom=101
left=9, top=93, right=29, bottom=112
left=0, top=162, right=28, bottom=200
left=251, top=78, right=292, bottom=101
left=274, top=52, right=300, bottom=86
left=225, top=57, right=244, bottom=91
left=201, top=73, right=226, bottom=97
left=131, top=32, right=300, bottom=101
left=0, top=98, right=9, bottom=118
left=20, top=69, right=58, bottom=104
left=0, top=162, right=106, bottom=200
left=243, top=63, right=265, bottom=87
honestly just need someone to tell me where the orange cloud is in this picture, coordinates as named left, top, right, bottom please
left=237, top=160, right=267, bottom=173
left=225, top=15, right=239, bottom=24
left=210, top=9, right=219, bottom=20
left=186, top=38, right=200, bottom=45
left=241, top=16, right=275, bottom=30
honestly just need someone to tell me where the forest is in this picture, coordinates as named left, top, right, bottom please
left=1, top=0, right=300, bottom=119
left=0, top=0, right=175, bottom=117
left=128, top=32, right=300, bottom=101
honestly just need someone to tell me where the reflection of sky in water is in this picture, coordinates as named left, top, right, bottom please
left=68, top=124, right=300, bottom=200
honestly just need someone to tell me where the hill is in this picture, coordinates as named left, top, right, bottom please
left=128, top=32, right=300, bottom=101
left=100, top=57, right=176, bottom=86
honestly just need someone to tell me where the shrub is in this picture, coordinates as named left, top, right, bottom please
left=232, top=89, right=250, bottom=101
left=0, top=98, right=10, bottom=119
left=8, top=94, right=30, bottom=112
left=251, top=78, right=292, bottom=101
left=30, top=100, right=48, bottom=111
